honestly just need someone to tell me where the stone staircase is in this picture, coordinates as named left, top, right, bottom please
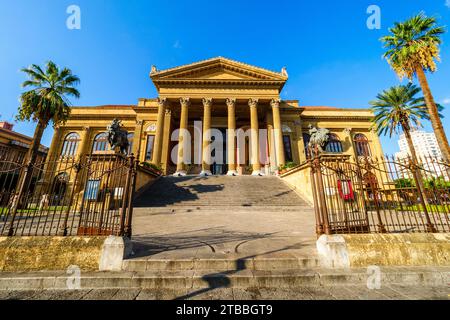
left=120, top=175, right=366, bottom=296
left=133, top=175, right=310, bottom=209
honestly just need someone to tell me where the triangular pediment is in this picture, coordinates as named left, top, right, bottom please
left=150, top=57, right=288, bottom=82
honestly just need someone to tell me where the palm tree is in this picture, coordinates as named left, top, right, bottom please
left=370, top=83, right=443, bottom=164
left=17, top=61, right=80, bottom=165
left=370, top=84, right=443, bottom=233
left=381, top=12, right=449, bottom=160
left=14, top=61, right=80, bottom=209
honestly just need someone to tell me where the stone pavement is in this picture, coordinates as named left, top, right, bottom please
left=131, top=175, right=318, bottom=261
left=1, top=285, right=448, bottom=300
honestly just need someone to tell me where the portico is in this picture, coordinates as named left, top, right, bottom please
left=147, top=57, right=289, bottom=176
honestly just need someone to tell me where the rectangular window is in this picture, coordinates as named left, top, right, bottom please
left=85, top=180, right=100, bottom=201
left=283, top=135, right=293, bottom=162
left=145, top=135, right=155, bottom=161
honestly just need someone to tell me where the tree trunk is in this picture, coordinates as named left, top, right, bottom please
left=402, top=123, right=420, bottom=165
left=26, top=120, right=47, bottom=165
left=16, top=121, right=46, bottom=203
left=7, top=120, right=47, bottom=234
left=415, top=66, right=450, bottom=161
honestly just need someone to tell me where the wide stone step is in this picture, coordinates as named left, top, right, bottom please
left=0, top=267, right=447, bottom=290
left=122, top=257, right=320, bottom=272
left=134, top=175, right=310, bottom=209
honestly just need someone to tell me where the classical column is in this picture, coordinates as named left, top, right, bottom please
left=271, top=99, right=285, bottom=169
left=344, top=128, right=355, bottom=158
left=160, top=107, right=172, bottom=174
left=132, top=120, right=144, bottom=160
left=47, top=126, right=62, bottom=160
left=200, top=98, right=212, bottom=176
left=226, top=98, right=238, bottom=176
left=76, top=126, right=91, bottom=160
left=174, top=97, right=190, bottom=176
left=152, top=97, right=167, bottom=165
left=249, top=98, right=262, bottom=175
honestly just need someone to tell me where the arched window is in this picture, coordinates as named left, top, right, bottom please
left=303, top=133, right=311, bottom=159
left=60, top=133, right=80, bottom=157
left=326, top=134, right=343, bottom=153
left=92, top=132, right=110, bottom=153
left=127, top=133, right=134, bottom=155
left=354, top=134, right=371, bottom=157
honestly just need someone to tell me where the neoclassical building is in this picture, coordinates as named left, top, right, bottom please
left=47, top=57, right=383, bottom=175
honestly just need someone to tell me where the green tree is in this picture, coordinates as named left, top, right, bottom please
left=15, top=61, right=80, bottom=206
left=370, top=83, right=443, bottom=165
left=381, top=12, right=449, bottom=160
left=371, top=84, right=443, bottom=232
left=17, top=61, right=80, bottom=165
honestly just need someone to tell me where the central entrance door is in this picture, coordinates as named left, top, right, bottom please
left=211, top=128, right=227, bottom=175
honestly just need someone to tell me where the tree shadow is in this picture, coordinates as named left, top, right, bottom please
left=130, top=227, right=278, bottom=258
left=133, top=176, right=225, bottom=208
left=174, top=242, right=309, bottom=300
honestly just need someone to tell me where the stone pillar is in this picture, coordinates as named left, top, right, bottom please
left=47, top=126, right=62, bottom=160
left=132, top=120, right=144, bottom=160
left=344, top=128, right=356, bottom=159
left=160, top=107, right=172, bottom=174
left=226, top=98, right=238, bottom=176
left=76, top=126, right=91, bottom=160
left=152, top=98, right=167, bottom=165
left=249, top=98, right=262, bottom=175
left=174, top=97, right=190, bottom=176
left=271, top=99, right=285, bottom=169
left=200, top=98, right=212, bottom=176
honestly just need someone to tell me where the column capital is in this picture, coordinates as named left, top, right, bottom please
left=270, top=99, right=281, bottom=108
left=248, top=98, right=259, bottom=108
left=180, top=97, right=191, bottom=108
left=226, top=98, right=236, bottom=108
left=82, top=126, right=90, bottom=131
left=136, top=120, right=144, bottom=126
left=343, top=128, right=352, bottom=135
left=202, top=97, right=213, bottom=108
left=157, top=97, right=168, bottom=107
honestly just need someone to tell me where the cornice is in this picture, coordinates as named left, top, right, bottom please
left=150, top=56, right=287, bottom=81
left=301, top=115, right=374, bottom=121
left=152, top=79, right=286, bottom=88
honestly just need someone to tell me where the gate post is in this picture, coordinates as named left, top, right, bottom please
left=124, top=156, right=138, bottom=237
left=310, top=158, right=324, bottom=236
left=315, top=156, right=331, bottom=235
left=119, top=154, right=134, bottom=236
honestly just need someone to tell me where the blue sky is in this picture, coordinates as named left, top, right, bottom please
left=1, top=0, right=450, bottom=155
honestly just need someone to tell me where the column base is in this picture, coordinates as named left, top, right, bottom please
left=173, top=171, right=187, bottom=177
left=199, top=170, right=212, bottom=177
left=251, top=170, right=264, bottom=176
left=226, top=170, right=238, bottom=176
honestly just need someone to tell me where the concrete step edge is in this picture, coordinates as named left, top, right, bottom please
left=0, top=269, right=447, bottom=290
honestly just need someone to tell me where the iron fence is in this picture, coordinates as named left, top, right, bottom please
left=310, top=154, right=450, bottom=235
left=0, top=153, right=137, bottom=237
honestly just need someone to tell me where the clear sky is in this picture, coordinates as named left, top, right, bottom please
left=1, top=0, right=449, bottom=155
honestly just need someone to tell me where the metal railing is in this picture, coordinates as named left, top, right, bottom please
left=310, top=154, right=450, bottom=235
left=0, top=152, right=137, bottom=237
